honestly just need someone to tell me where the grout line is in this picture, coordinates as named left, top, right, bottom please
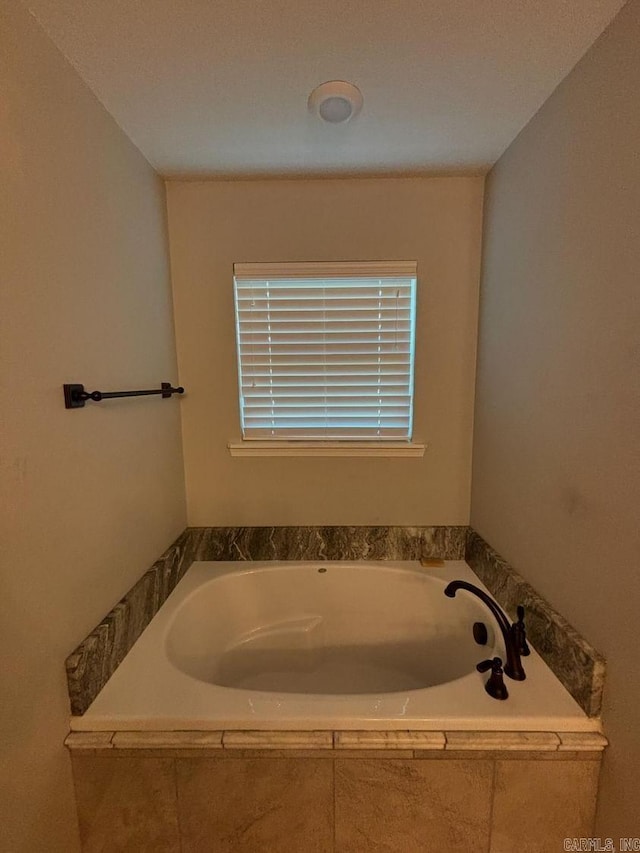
left=486, top=758, right=498, bottom=853
left=332, top=754, right=337, bottom=852
left=173, top=757, right=184, bottom=853
left=68, top=751, right=83, bottom=849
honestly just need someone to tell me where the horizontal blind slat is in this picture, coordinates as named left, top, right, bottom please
left=242, top=385, right=411, bottom=394
left=240, top=359, right=411, bottom=369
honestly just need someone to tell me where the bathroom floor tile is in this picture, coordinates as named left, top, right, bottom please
left=176, top=757, right=333, bottom=852
left=334, top=758, right=493, bottom=852
left=72, top=755, right=179, bottom=852
left=490, top=759, right=600, bottom=853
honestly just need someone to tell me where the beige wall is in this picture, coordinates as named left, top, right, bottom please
left=472, top=0, right=640, bottom=835
left=167, top=177, right=483, bottom=526
left=0, top=4, right=186, bottom=850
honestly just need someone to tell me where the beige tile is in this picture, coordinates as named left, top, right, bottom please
left=222, top=729, right=333, bottom=749
left=329, top=749, right=417, bottom=759
left=415, top=749, right=602, bottom=761
left=177, top=757, right=333, bottom=852
left=215, top=748, right=417, bottom=759
left=65, top=731, right=113, bottom=750
left=490, top=760, right=600, bottom=853
left=172, top=747, right=243, bottom=758
left=72, top=755, right=179, bottom=852
left=558, top=731, right=608, bottom=751
left=335, top=758, right=493, bottom=852
left=548, top=751, right=602, bottom=761
left=413, top=749, right=499, bottom=760
left=207, top=748, right=337, bottom=759
left=335, top=730, right=445, bottom=750
left=112, top=730, right=223, bottom=749
left=446, top=730, right=560, bottom=751
left=96, top=748, right=182, bottom=758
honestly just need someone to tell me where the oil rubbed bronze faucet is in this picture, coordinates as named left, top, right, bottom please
left=444, top=581, right=530, bottom=682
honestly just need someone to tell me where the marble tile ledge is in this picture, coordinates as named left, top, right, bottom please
left=65, top=729, right=608, bottom=754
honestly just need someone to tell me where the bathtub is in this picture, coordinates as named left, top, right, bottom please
left=71, top=560, right=599, bottom=732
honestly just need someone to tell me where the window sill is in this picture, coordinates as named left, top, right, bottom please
left=227, top=441, right=426, bottom=458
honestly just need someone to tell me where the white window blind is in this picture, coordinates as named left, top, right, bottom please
left=233, top=262, right=417, bottom=441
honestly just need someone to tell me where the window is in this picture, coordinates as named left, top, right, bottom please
left=232, top=262, right=419, bottom=451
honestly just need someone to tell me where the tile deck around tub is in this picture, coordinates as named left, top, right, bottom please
left=223, top=731, right=333, bottom=750
left=557, top=731, right=609, bottom=751
left=444, top=731, right=560, bottom=751
left=64, top=731, right=115, bottom=750
left=65, top=729, right=608, bottom=757
left=334, top=730, right=446, bottom=750
left=112, top=731, right=224, bottom=750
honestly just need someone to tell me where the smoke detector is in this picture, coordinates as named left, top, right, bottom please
left=308, top=80, right=363, bottom=124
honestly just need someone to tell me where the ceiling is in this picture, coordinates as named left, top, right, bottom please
left=24, top=0, right=626, bottom=177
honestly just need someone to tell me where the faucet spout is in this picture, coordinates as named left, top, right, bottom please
left=444, top=580, right=526, bottom=681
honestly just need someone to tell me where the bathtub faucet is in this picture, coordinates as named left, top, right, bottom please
left=444, top=581, right=529, bottom=681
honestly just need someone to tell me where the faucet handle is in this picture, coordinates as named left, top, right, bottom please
left=513, top=605, right=531, bottom=656
left=477, top=657, right=509, bottom=700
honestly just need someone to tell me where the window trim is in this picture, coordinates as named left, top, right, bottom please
left=227, top=440, right=426, bottom=458
left=233, top=261, right=418, bottom=279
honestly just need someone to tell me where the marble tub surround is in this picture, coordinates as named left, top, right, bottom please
left=186, top=524, right=468, bottom=562
left=65, top=529, right=195, bottom=716
left=466, top=530, right=606, bottom=717
left=66, top=525, right=604, bottom=722
left=65, top=525, right=466, bottom=715
left=70, top=559, right=596, bottom=732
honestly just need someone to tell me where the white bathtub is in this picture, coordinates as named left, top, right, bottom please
left=71, top=560, right=599, bottom=732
